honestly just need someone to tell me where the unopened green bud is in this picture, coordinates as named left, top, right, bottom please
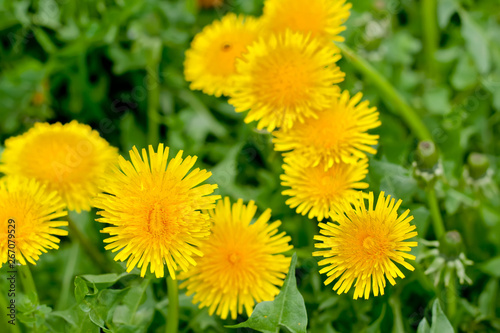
left=416, top=141, right=439, bottom=170
left=439, top=230, right=463, bottom=259
left=467, top=153, right=490, bottom=180
left=413, top=141, right=442, bottom=186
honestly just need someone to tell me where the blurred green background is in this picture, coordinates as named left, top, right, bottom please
left=1, top=0, right=500, bottom=332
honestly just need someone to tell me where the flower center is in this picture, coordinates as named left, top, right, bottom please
left=148, top=201, right=179, bottom=239
left=256, top=48, right=316, bottom=108
left=208, top=33, right=256, bottom=76
left=363, top=236, right=376, bottom=251
left=19, top=132, right=95, bottom=185
left=228, top=252, right=240, bottom=264
left=308, top=164, right=349, bottom=199
left=301, top=109, right=351, bottom=150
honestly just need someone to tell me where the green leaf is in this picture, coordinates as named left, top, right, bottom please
left=227, top=253, right=307, bottom=333
left=112, top=279, right=151, bottom=326
left=478, top=278, right=498, bottom=318
left=451, top=55, right=478, bottom=90
left=365, top=304, right=386, bottom=333
left=479, top=256, right=500, bottom=277
left=75, top=276, right=89, bottom=303
left=423, top=86, right=451, bottom=115
left=417, top=318, right=431, bottom=333
left=437, top=0, right=457, bottom=28
left=459, top=9, right=491, bottom=74
left=430, top=300, right=454, bottom=333
left=80, top=272, right=131, bottom=289
left=368, top=160, right=418, bottom=201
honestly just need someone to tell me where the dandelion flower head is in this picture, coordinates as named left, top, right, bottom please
left=273, top=90, right=380, bottom=167
left=0, top=176, right=68, bottom=266
left=197, top=0, right=223, bottom=9
left=314, top=191, right=418, bottom=299
left=179, top=197, right=292, bottom=319
left=185, top=13, right=261, bottom=97
left=229, top=30, right=344, bottom=131
left=281, top=156, right=369, bottom=221
left=262, top=0, right=352, bottom=43
left=95, top=144, right=220, bottom=279
left=0, top=121, right=118, bottom=212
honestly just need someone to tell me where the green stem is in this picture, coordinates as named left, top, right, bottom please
left=147, top=62, right=160, bottom=145
left=131, top=279, right=151, bottom=323
left=67, top=218, right=111, bottom=273
left=413, top=261, right=436, bottom=295
left=427, top=188, right=445, bottom=239
left=421, top=0, right=439, bottom=78
left=446, top=275, right=457, bottom=320
left=389, top=295, right=405, bottom=333
left=0, top=287, right=21, bottom=333
left=166, top=277, right=179, bottom=333
left=18, top=264, right=38, bottom=332
left=338, top=44, right=433, bottom=141
left=18, top=265, right=38, bottom=303
left=56, top=242, right=79, bottom=310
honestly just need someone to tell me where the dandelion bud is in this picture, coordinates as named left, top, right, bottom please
left=439, top=230, right=463, bottom=259
left=467, top=153, right=490, bottom=180
left=413, top=141, right=443, bottom=185
left=416, top=141, right=439, bottom=170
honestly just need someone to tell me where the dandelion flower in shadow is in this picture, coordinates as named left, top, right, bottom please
left=0, top=121, right=118, bottom=212
left=179, top=197, right=292, bottom=319
left=281, top=155, right=369, bottom=221
left=95, top=144, right=220, bottom=279
left=197, top=0, right=223, bottom=9
left=273, top=90, right=380, bottom=168
left=229, top=30, right=344, bottom=131
left=314, top=191, right=418, bottom=299
left=0, top=176, right=68, bottom=266
left=185, top=13, right=261, bottom=97
left=262, top=0, right=352, bottom=43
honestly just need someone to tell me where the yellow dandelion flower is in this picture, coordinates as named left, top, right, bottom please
left=273, top=90, right=381, bottom=167
left=184, top=13, right=261, bottom=97
left=313, top=192, right=418, bottom=299
left=281, top=156, right=369, bottom=221
left=95, top=144, right=220, bottom=279
left=179, top=197, right=292, bottom=320
left=262, top=0, right=352, bottom=43
left=229, top=30, right=344, bottom=131
left=0, top=176, right=68, bottom=266
left=0, top=121, right=118, bottom=212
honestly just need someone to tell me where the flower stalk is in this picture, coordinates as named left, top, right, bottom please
left=68, top=217, right=111, bottom=273
left=147, top=62, right=161, bottom=145
left=338, top=44, right=433, bottom=141
left=19, top=264, right=39, bottom=332
left=427, top=188, right=445, bottom=239
left=421, top=0, right=439, bottom=78
left=166, top=277, right=179, bottom=333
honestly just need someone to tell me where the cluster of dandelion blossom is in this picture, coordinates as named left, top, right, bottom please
left=184, top=0, right=417, bottom=301
left=184, top=0, right=350, bottom=131
left=179, top=197, right=292, bottom=319
left=0, top=120, right=118, bottom=265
